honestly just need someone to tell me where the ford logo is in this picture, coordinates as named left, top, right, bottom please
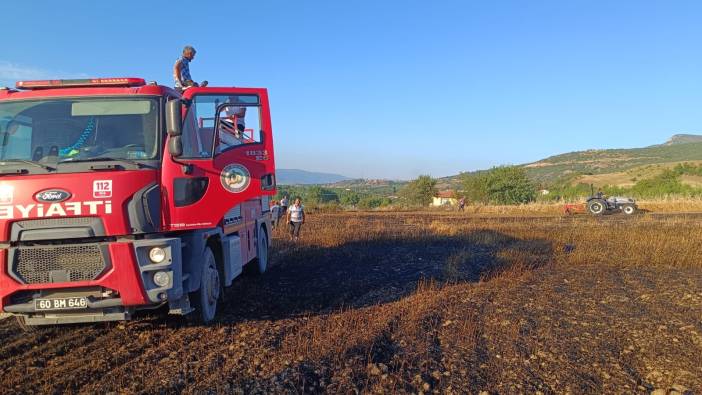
left=35, top=189, right=71, bottom=203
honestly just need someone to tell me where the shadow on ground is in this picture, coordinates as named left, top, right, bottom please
left=217, top=229, right=553, bottom=322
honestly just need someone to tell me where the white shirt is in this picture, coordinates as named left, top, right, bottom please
left=289, top=204, right=304, bottom=222
left=219, top=128, right=243, bottom=147
left=225, top=106, right=246, bottom=127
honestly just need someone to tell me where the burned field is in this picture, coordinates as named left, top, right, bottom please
left=1, top=212, right=702, bottom=394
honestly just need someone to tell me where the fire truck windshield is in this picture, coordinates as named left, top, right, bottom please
left=0, top=97, right=159, bottom=168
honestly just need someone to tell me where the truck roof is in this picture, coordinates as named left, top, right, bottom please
left=0, top=84, right=179, bottom=101
left=0, top=77, right=179, bottom=100
left=0, top=78, right=270, bottom=102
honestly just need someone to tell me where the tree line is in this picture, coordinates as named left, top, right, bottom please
left=276, top=162, right=702, bottom=210
left=275, top=185, right=392, bottom=209
left=275, top=166, right=538, bottom=208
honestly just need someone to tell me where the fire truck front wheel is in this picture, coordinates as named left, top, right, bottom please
left=190, top=247, right=220, bottom=324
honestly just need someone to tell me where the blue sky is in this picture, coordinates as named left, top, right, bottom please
left=3, top=1, right=702, bottom=180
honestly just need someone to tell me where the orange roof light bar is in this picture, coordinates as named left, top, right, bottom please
left=15, top=78, right=146, bottom=90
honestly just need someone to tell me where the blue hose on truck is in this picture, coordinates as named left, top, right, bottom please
left=59, top=117, right=95, bottom=157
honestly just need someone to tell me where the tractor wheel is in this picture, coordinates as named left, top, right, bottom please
left=587, top=199, right=607, bottom=215
left=621, top=204, right=637, bottom=215
left=189, top=247, right=220, bottom=324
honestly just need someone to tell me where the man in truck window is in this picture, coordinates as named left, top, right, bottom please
left=225, top=97, right=247, bottom=135
left=218, top=98, right=247, bottom=149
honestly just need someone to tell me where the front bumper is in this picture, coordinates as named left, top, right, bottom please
left=0, top=237, right=183, bottom=322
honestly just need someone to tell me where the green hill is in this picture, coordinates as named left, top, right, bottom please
left=434, top=134, right=702, bottom=190
left=523, top=138, right=702, bottom=185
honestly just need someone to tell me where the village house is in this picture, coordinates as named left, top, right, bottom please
left=431, top=190, right=458, bottom=207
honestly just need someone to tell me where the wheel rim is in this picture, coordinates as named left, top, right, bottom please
left=624, top=206, right=634, bottom=214
left=207, top=264, right=220, bottom=305
left=203, top=259, right=219, bottom=319
left=591, top=203, right=603, bottom=213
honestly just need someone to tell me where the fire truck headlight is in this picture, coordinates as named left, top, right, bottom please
left=148, top=247, right=167, bottom=263
left=153, top=271, right=170, bottom=287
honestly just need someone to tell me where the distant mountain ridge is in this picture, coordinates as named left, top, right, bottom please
left=661, top=134, right=702, bottom=146
left=276, top=169, right=351, bottom=185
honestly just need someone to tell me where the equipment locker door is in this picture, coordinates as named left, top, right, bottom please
left=162, top=87, right=276, bottom=231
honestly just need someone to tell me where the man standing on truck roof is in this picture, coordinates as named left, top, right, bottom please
left=173, top=45, right=206, bottom=90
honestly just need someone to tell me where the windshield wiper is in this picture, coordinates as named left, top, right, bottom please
left=0, top=159, right=56, bottom=171
left=59, top=156, right=153, bottom=169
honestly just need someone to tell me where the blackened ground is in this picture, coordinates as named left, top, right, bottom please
left=0, top=212, right=701, bottom=394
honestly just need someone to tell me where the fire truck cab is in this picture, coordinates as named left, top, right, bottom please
left=0, top=78, right=276, bottom=326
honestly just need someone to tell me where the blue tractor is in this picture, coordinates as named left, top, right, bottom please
left=586, top=190, right=637, bottom=216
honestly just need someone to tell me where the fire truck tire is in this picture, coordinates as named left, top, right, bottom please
left=256, top=226, right=268, bottom=274
left=190, top=247, right=220, bottom=324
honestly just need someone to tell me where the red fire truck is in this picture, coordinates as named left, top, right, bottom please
left=0, top=78, right=276, bottom=327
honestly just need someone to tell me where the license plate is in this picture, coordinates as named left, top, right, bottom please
left=35, top=297, right=88, bottom=311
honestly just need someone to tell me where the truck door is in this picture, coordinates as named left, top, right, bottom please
left=162, top=88, right=276, bottom=231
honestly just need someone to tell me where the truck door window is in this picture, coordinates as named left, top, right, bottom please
left=180, top=95, right=260, bottom=158
left=216, top=103, right=261, bottom=153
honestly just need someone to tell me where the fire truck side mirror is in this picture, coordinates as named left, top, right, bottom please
left=168, top=136, right=183, bottom=157
left=166, top=99, right=182, bottom=137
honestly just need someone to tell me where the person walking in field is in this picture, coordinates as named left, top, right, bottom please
left=287, top=198, right=305, bottom=241
left=280, top=195, right=289, bottom=216
left=458, top=196, right=465, bottom=212
left=270, top=200, right=281, bottom=229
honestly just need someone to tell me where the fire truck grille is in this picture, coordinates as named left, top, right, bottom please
left=12, top=244, right=107, bottom=284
